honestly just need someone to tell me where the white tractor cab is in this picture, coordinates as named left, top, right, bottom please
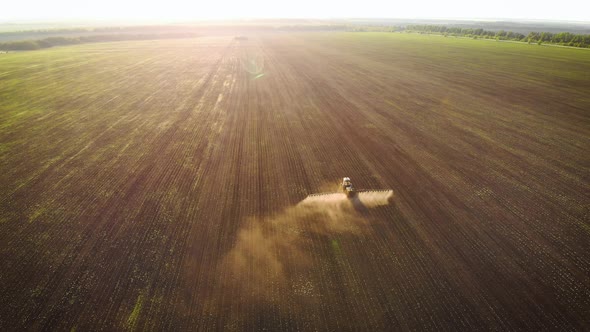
left=342, top=177, right=356, bottom=197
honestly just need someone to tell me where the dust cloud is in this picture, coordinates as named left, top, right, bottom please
left=220, top=190, right=394, bottom=302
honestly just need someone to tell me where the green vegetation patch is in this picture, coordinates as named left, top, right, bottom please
left=127, top=293, right=144, bottom=330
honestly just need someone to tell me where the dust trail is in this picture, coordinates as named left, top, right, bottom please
left=355, top=190, right=395, bottom=208
left=220, top=190, right=394, bottom=302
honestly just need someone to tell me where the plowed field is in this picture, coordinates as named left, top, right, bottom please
left=1, top=33, right=589, bottom=330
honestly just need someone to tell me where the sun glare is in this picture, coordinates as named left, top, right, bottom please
left=2, top=0, right=589, bottom=21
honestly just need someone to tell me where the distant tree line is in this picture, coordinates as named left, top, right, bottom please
left=405, top=25, right=590, bottom=48
left=345, top=25, right=402, bottom=32
left=277, top=24, right=347, bottom=31
left=0, top=33, right=199, bottom=51
left=0, top=26, right=198, bottom=37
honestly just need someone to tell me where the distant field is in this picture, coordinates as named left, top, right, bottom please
left=0, top=33, right=589, bottom=330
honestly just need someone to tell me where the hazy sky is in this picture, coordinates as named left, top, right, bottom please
left=2, top=0, right=589, bottom=22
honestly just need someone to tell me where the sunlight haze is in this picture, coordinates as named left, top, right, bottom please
left=2, top=0, right=589, bottom=21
